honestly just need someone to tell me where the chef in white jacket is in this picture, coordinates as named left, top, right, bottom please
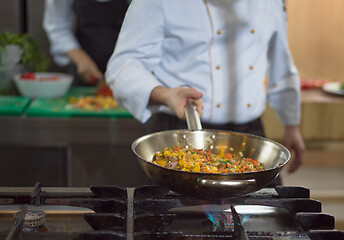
left=105, top=0, right=305, bottom=175
left=43, top=0, right=129, bottom=85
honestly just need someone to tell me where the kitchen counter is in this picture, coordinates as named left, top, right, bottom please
left=0, top=116, right=146, bottom=146
left=0, top=116, right=149, bottom=188
left=1, top=88, right=342, bottom=144
left=301, top=88, right=344, bottom=103
left=263, top=88, right=344, bottom=141
left=0, top=88, right=343, bottom=187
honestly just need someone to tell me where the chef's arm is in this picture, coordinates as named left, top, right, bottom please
left=43, top=0, right=79, bottom=66
left=66, top=49, right=103, bottom=83
left=106, top=0, right=181, bottom=123
left=43, top=0, right=103, bottom=83
left=149, top=86, right=203, bottom=120
left=266, top=5, right=305, bottom=173
left=282, top=125, right=305, bottom=173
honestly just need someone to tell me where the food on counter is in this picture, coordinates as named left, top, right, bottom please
left=96, top=84, right=113, bottom=97
left=152, top=146, right=264, bottom=174
left=300, top=77, right=329, bottom=90
left=68, top=96, right=118, bottom=111
left=20, top=72, right=35, bottom=80
left=20, top=72, right=59, bottom=81
left=14, top=72, right=72, bottom=98
left=65, top=83, right=119, bottom=111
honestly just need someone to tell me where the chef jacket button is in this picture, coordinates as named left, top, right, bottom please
left=251, top=29, right=255, bottom=34
left=247, top=103, right=252, bottom=107
left=217, top=30, right=222, bottom=35
left=216, top=103, right=221, bottom=108
left=249, top=65, right=254, bottom=70
left=216, top=65, right=221, bottom=70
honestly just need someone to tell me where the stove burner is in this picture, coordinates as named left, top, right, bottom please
left=14, top=210, right=46, bottom=230
left=206, top=210, right=235, bottom=231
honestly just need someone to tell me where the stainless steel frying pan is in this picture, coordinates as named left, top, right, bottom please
left=132, top=102, right=290, bottom=199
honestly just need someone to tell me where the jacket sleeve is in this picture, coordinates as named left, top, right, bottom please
left=105, top=0, right=165, bottom=123
left=266, top=4, right=301, bottom=126
left=42, top=0, right=80, bottom=66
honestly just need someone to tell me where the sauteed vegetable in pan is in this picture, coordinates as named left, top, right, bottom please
left=153, top=146, right=265, bottom=174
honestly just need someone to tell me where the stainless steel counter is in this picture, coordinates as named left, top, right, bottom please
left=0, top=117, right=150, bottom=187
left=0, top=117, right=146, bottom=146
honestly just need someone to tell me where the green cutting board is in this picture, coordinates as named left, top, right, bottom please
left=25, top=87, right=132, bottom=118
left=0, top=96, right=31, bottom=116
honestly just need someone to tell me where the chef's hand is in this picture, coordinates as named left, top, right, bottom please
left=149, top=86, right=203, bottom=119
left=66, top=48, right=104, bottom=84
left=283, top=125, right=305, bottom=173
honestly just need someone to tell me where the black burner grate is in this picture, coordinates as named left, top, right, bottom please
left=132, top=185, right=343, bottom=240
left=0, top=183, right=343, bottom=240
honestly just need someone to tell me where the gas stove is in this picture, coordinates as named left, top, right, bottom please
left=0, top=182, right=343, bottom=240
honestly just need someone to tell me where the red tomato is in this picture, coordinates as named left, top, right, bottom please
left=300, top=77, right=329, bottom=90
left=300, top=79, right=312, bottom=89
left=20, top=72, right=36, bottom=80
left=96, top=85, right=113, bottom=97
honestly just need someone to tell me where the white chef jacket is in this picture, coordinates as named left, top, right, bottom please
left=105, top=0, right=301, bottom=126
left=42, top=0, right=131, bottom=66
left=43, top=0, right=77, bottom=66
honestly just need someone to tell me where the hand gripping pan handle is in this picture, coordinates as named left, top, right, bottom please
left=184, top=101, right=257, bottom=194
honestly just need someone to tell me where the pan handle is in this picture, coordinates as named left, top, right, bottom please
left=197, top=177, right=257, bottom=188
left=185, top=101, right=202, bottom=130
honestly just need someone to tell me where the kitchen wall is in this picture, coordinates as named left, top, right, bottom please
left=287, top=0, right=344, bottom=81
left=0, top=0, right=21, bottom=33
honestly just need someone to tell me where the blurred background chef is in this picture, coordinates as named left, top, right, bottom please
left=43, top=0, right=129, bottom=86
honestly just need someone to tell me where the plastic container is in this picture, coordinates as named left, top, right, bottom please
left=14, top=72, right=73, bottom=98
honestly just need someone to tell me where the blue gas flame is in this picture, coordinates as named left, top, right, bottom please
left=203, top=205, right=249, bottom=230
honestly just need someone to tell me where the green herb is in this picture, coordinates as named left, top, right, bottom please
left=219, top=160, right=230, bottom=164
left=0, top=32, right=50, bottom=71
left=340, top=82, right=344, bottom=90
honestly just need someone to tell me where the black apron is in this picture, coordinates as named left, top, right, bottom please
left=71, top=0, right=128, bottom=85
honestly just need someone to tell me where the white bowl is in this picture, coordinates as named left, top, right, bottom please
left=14, top=72, right=73, bottom=98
